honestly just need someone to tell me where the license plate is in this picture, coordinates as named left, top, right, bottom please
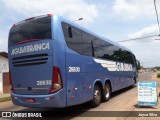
left=26, top=98, right=35, bottom=103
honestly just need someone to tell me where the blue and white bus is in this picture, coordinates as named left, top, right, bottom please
left=8, top=14, right=138, bottom=108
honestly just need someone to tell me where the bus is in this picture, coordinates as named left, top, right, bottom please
left=8, top=14, right=138, bottom=108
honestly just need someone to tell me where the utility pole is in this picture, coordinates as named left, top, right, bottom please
left=154, top=0, right=160, bottom=40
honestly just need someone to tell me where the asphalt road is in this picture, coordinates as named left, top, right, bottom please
left=0, top=71, right=160, bottom=120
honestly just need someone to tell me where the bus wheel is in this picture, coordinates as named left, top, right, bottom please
left=133, top=77, right=137, bottom=87
left=90, top=85, right=101, bottom=107
left=102, top=83, right=111, bottom=102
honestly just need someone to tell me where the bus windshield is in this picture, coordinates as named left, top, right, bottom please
left=9, top=16, right=52, bottom=46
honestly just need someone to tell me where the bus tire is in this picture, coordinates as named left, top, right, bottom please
left=133, top=77, right=137, bottom=87
left=90, top=85, right=101, bottom=107
left=102, top=83, right=111, bottom=102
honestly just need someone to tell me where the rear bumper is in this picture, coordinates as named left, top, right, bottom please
left=11, top=89, right=66, bottom=108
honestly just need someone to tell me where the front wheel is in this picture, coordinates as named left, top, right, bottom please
left=133, top=77, right=137, bottom=87
left=90, top=85, right=101, bottom=107
left=102, top=83, right=111, bottom=102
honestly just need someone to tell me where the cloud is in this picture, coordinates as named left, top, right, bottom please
left=128, top=25, right=159, bottom=38
left=133, top=41, right=160, bottom=67
left=113, top=0, right=160, bottom=20
left=0, top=30, right=8, bottom=52
left=128, top=25, right=159, bottom=43
left=1, top=0, right=98, bottom=24
left=120, top=40, right=160, bottom=67
left=119, top=25, right=160, bottom=67
left=0, top=0, right=99, bottom=52
left=1, top=0, right=160, bottom=67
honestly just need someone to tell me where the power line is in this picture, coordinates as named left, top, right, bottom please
left=118, top=1, right=160, bottom=43
left=118, top=34, right=159, bottom=42
left=154, top=0, right=160, bottom=35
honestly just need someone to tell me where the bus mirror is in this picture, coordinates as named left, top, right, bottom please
left=68, top=27, right=72, bottom=38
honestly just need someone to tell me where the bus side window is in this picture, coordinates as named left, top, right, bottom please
left=91, top=41, right=95, bottom=57
left=113, top=50, right=133, bottom=64
left=62, top=22, right=83, bottom=54
left=132, top=54, right=137, bottom=67
left=93, top=39, right=114, bottom=60
left=82, top=32, right=94, bottom=57
left=68, top=27, right=72, bottom=38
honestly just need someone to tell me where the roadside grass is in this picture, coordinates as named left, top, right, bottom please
left=157, top=71, right=160, bottom=78
left=0, top=96, right=11, bottom=102
left=157, top=71, right=160, bottom=97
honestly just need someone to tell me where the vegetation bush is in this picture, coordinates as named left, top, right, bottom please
left=157, top=73, right=160, bottom=78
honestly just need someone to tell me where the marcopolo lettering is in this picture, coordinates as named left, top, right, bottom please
left=93, top=58, right=133, bottom=72
left=116, top=62, right=132, bottom=71
left=11, top=42, right=50, bottom=55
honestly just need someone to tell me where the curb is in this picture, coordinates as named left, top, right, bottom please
left=0, top=96, right=11, bottom=102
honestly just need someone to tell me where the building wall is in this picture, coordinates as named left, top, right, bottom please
left=0, top=56, right=9, bottom=93
left=3, top=72, right=10, bottom=93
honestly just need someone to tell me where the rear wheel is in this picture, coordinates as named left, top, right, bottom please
left=102, top=83, right=111, bottom=102
left=90, top=85, right=101, bottom=107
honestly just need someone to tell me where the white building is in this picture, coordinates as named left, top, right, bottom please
left=0, top=52, right=9, bottom=93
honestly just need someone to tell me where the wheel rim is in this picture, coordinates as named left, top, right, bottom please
left=94, top=90, right=101, bottom=103
left=105, top=86, right=110, bottom=98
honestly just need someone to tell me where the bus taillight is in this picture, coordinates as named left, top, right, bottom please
left=9, top=71, right=15, bottom=93
left=47, top=14, right=52, bottom=17
left=49, top=67, right=63, bottom=94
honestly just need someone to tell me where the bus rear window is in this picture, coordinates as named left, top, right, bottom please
left=9, top=16, right=52, bottom=46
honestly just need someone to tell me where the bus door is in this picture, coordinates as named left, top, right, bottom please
left=82, top=75, right=92, bottom=102
left=66, top=52, right=83, bottom=106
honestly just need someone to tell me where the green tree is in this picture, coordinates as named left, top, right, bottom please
left=136, top=60, right=141, bottom=70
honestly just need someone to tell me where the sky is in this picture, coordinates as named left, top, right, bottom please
left=0, top=0, right=160, bottom=68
